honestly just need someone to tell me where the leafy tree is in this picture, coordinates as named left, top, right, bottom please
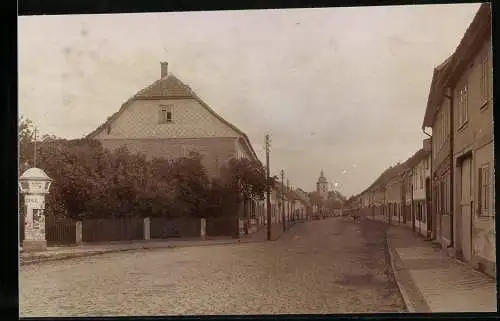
left=19, top=116, right=36, bottom=172
left=168, top=152, right=210, bottom=218
left=219, top=158, right=268, bottom=234
left=19, top=119, right=233, bottom=225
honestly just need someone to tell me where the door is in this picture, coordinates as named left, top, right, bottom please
left=425, top=178, right=432, bottom=238
left=460, top=157, right=473, bottom=262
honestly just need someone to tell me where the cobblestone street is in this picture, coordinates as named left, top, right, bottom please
left=20, top=218, right=405, bottom=316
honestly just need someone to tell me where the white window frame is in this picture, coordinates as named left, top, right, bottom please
left=480, top=53, right=489, bottom=106
left=478, top=163, right=491, bottom=217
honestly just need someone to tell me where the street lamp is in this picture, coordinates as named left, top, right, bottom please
left=19, top=167, right=53, bottom=252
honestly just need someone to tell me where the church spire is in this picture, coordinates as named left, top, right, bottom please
left=317, top=169, right=327, bottom=184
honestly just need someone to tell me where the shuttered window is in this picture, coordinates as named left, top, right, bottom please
left=480, top=53, right=489, bottom=105
left=478, top=164, right=491, bottom=217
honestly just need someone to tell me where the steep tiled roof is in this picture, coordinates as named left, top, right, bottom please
left=422, top=56, right=452, bottom=128
left=445, top=3, right=491, bottom=86
left=86, top=72, right=259, bottom=161
left=133, top=75, right=193, bottom=98
left=360, top=147, right=429, bottom=195
left=422, top=3, right=491, bottom=129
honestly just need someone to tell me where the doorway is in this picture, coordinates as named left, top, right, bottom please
left=425, top=177, right=432, bottom=239
left=459, top=156, right=473, bottom=262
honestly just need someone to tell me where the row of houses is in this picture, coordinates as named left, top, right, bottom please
left=86, top=61, right=312, bottom=237
left=351, top=3, right=494, bottom=278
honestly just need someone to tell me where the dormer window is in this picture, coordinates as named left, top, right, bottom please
left=159, top=105, right=173, bottom=124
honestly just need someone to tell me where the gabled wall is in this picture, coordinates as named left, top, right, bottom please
left=93, top=98, right=240, bottom=140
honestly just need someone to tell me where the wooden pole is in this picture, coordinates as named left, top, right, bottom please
left=265, top=134, right=272, bottom=241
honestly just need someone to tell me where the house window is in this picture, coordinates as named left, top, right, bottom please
left=444, top=108, right=448, bottom=139
left=420, top=166, right=424, bottom=189
left=478, top=164, right=491, bottom=217
left=434, top=185, right=439, bottom=214
left=159, top=105, right=173, bottom=124
left=440, top=180, right=445, bottom=214
left=443, top=178, right=448, bottom=214
left=457, top=83, right=468, bottom=128
left=441, top=115, right=444, bottom=148
left=480, top=54, right=488, bottom=105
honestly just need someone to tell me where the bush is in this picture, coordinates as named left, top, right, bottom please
left=19, top=117, right=268, bottom=222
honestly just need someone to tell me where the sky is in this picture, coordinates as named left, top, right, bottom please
left=18, top=3, right=481, bottom=197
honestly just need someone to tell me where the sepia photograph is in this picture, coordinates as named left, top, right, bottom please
left=18, top=2, right=495, bottom=317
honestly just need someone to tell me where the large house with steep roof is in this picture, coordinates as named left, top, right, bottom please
left=87, top=62, right=264, bottom=237
left=87, top=62, right=259, bottom=179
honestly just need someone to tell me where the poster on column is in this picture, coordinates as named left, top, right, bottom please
left=25, top=194, right=45, bottom=209
left=32, top=209, right=41, bottom=230
left=31, top=209, right=46, bottom=240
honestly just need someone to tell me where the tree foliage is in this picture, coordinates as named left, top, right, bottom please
left=220, top=158, right=267, bottom=202
left=19, top=117, right=274, bottom=222
left=19, top=117, right=215, bottom=220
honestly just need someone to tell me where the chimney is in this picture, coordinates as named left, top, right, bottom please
left=160, top=62, right=168, bottom=78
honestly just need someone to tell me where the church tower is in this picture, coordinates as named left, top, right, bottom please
left=316, top=169, right=329, bottom=201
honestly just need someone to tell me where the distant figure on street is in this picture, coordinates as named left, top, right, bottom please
left=352, top=210, right=361, bottom=223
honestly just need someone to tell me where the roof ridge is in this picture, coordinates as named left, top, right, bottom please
left=172, top=75, right=259, bottom=161
left=86, top=69, right=260, bottom=162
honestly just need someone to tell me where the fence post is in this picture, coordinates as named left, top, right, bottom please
left=144, top=217, right=150, bottom=241
left=200, top=218, right=207, bottom=240
left=76, top=221, right=83, bottom=245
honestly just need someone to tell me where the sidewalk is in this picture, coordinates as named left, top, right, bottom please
left=20, top=232, right=270, bottom=266
left=386, top=225, right=497, bottom=312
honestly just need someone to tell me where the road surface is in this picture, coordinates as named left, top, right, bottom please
left=20, top=217, right=405, bottom=316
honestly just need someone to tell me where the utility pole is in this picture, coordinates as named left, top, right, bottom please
left=33, top=128, right=38, bottom=168
left=287, top=179, right=290, bottom=224
left=265, top=134, right=272, bottom=241
left=281, top=169, right=286, bottom=232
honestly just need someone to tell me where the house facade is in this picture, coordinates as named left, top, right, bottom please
left=423, top=57, right=454, bottom=248
left=87, top=62, right=264, bottom=237
left=87, top=62, right=259, bottom=180
left=422, top=4, right=494, bottom=277
left=372, top=184, right=386, bottom=220
left=448, top=4, right=494, bottom=275
left=294, top=188, right=312, bottom=219
left=385, top=174, right=403, bottom=225
left=412, top=147, right=432, bottom=237
left=403, top=167, right=415, bottom=229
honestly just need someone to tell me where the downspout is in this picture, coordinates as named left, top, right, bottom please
left=443, top=90, right=454, bottom=248
left=423, top=127, right=432, bottom=239
left=411, top=169, right=415, bottom=232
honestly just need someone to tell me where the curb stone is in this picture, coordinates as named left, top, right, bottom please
left=20, top=237, right=271, bottom=266
left=386, top=235, right=414, bottom=313
left=385, top=229, right=431, bottom=313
